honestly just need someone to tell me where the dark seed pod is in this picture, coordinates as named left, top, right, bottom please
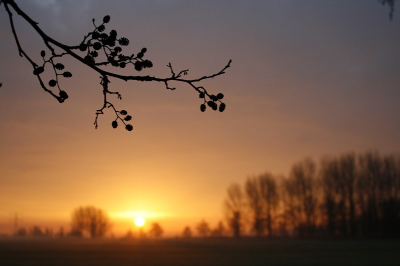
left=79, top=43, right=87, bottom=51
left=114, top=46, right=122, bottom=53
left=93, top=42, right=102, bottom=50
left=107, top=40, right=116, bottom=47
left=33, top=67, right=44, bottom=75
left=143, top=60, right=153, bottom=68
left=141, top=47, right=147, bottom=53
left=112, top=120, right=118, bottom=129
left=100, top=33, right=108, bottom=40
left=119, top=62, right=126, bottom=68
left=119, top=37, right=129, bottom=46
left=59, top=90, right=69, bottom=99
left=109, top=30, right=117, bottom=39
left=125, top=124, right=133, bottom=131
left=199, top=92, right=205, bottom=98
left=207, top=101, right=215, bottom=108
left=137, top=52, right=144, bottom=59
left=219, top=103, right=226, bottom=112
left=134, top=62, right=142, bottom=71
left=103, top=15, right=111, bottom=24
left=90, top=51, right=98, bottom=58
left=92, top=31, right=100, bottom=39
left=40, top=50, right=46, bottom=57
left=62, top=71, right=72, bottom=78
left=212, top=104, right=218, bottom=111
left=55, top=63, right=65, bottom=70
left=98, top=24, right=105, bottom=32
left=120, top=110, right=128, bottom=115
left=49, top=79, right=57, bottom=87
left=217, top=93, right=224, bottom=100
left=124, top=115, right=132, bottom=121
left=210, top=94, right=218, bottom=101
left=84, top=55, right=95, bottom=65
left=200, top=104, right=206, bottom=112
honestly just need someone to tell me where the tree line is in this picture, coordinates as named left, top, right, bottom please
left=12, top=206, right=164, bottom=239
left=9, top=151, right=399, bottom=239
left=224, top=151, right=400, bottom=238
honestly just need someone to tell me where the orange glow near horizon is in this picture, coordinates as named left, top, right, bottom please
left=112, top=211, right=167, bottom=219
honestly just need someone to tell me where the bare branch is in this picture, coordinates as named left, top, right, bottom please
left=2, top=0, right=231, bottom=131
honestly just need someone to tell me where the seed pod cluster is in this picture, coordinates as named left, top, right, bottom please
left=74, top=15, right=153, bottom=72
left=32, top=50, right=73, bottom=103
left=110, top=109, right=133, bottom=131
left=199, top=91, right=226, bottom=113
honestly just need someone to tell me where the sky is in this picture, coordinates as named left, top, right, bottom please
left=0, top=0, right=400, bottom=237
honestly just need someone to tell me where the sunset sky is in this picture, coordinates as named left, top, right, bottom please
left=1, top=0, right=400, bottom=237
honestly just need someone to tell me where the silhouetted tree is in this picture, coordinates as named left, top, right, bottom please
left=339, top=154, right=357, bottom=236
left=357, top=151, right=382, bottom=236
left=182, top=226, right=192, bottom=238
left=211, top=221, right=226, bottom=237
left=148, top=222, right=164, bottom=238
left=320, top=153, right=357, bottom=237
left=71, top=206, right=111, bottom=238
left=380, top=154, right=400, bottom=237
left=259, top=173, right=279, bottom=237
left=224, top=183, right=246, bottom=238
left=245, top=176, right=264, bottom=236
left=196, top=219, right=211, bottom=237
left=320, top=156, right=340, bottom=236
left=30, top=226, right=44, bottom=237
left=1, top=0, right=231, bottom=130
left=14, top=227, right=27, bottom=237
left=230, top=151, right=400, bottom=238
left=282, top=158, right=319, bottom=237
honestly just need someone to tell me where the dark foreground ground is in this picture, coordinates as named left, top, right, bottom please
left=0, top=238, right=399, bottom=266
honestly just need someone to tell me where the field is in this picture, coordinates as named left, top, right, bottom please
left=0, top=238, right=399, bottom=266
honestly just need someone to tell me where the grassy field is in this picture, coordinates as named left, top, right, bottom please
left=0, top=238, right=399, bottom=266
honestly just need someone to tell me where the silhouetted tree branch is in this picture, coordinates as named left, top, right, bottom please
left=380, top=0, right=396, bottom=20
left=1, top=0, right=231, bottom=131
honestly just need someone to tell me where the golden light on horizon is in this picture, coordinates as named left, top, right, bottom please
left=111, top=210, right=168, bottom=220
left=134, top=217, right=145, bottom=227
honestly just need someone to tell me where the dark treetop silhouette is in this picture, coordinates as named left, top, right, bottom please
left=1, top=0, right=231, bottom=131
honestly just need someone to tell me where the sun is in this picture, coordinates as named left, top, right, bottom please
left=134, top=216, right=145, bottom=227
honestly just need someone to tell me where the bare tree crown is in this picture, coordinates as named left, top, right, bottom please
left=1, top=0, right=231, bottom=131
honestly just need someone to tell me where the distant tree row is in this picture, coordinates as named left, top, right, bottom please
left=125, top=222, right=164, bottom=239
left=14, top=206, right=167, bottom=240
left=224, top=151, right=400, bottom=238
left=181, top=220, right=226, bottom=238
left=13, top=206, right=111, bottom=239
left=14, top=226, right=62, bottom=238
